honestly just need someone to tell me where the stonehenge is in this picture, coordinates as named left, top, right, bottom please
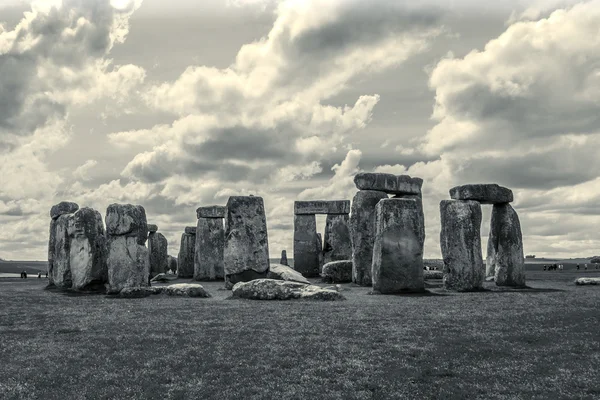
left=194, top=206, right=225, bottom=281
left=440, top=184, right=525, bottom=289
left=48, top=201, right=79, bottom=288
left=148, top=225, right=169, bottom=280
left=178, top=227, right=196, bottom=279
left=293, top=200, right=351, bottom=277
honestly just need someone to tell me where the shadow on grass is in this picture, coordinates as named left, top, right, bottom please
left=368, top=289, right=450, bottom=297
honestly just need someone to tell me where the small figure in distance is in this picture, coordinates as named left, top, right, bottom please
left=22, top=271, right=28, bottom=279
left=38, top=272, right=42, bottom=279
left=577, top=264, right=580, bottom=270
left=585, top=264, right=588, bottom=271
left=543, top=265, right=547, bottom=271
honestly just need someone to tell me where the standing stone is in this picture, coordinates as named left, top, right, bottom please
left=68, top=207, right=108, bottom=291
left=317, top=233, right=324, bottom=271
left=52, top=213, right=74, bottom=289
left=178, top=228, right=196, bottom=279
left=439, top=200, right=484, bottom=291
left=194, top=217, right=225, bottom=281
left=372, top=198, right=425, bottom=293
left=48, top=201, right=79, bottom=286
left=157, top=233, right=168, bottom=274
left=148, top=231, right=169, bottom=280
left=293, top=214, right=320, bottom=277
left=105, top=204, right=150, bottom=293
left=350, top=190, right=388, bottom=286
left=323, top=214, right=352, bottom=266
left=224, top=196, right=270, bottom=288
left=488, top=204, right=526, bottom=287
left=168, top=255, right=178, bottom=274
left=280, top=250, right=288, bottom=266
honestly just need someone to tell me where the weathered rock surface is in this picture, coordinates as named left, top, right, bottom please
left=575, top=277, right=600, bottom=285
left=50, top=201, right=79, bottom=220
left=267, top=263, right=310, bottom=284
left=293, top=214, right=320, bottom=277
left=294, top=200, right=350, bottom=215
left=163, top=283, right=210, bottom=297
left=350, top=190, right=388, bottom=286
left=488, top=204, right=526, bottom=287
left=231, top=279, right=345, bottom=301
left=106, top=236, right=150, bottom=294
left=148, top=232, right=161, bottom=279
left=449, top=184, right=513, bottom=204
left=224, top=196, right=270, bottom=287
left=323, top=214, right=352, bottom=266
left=372, top=198, right=425, bottom=293
left=51, top=213, right=74, bottom=289
left=196, top=205, right=227, bottom=219
left=440, top=200, right=484, bottom=291
left=317, top=233, right=324, bottom=271
left=280, top=250, right=288, bottom=266
left=147, top=224, right=158, bottom=233
left=184, top=226, right=197, bottom=235
left=354, top=173, right=422, bottom=196
left=194, top=217, right=225, bottom=281
left=105, top=204, right=148, bottom=245
left=150, top=273, right=178, bottom=283
left=178, top=232, right=196, bottom=278
left=322, top=260, right=352, bottom=283
left=424, top=270, right=443, bottom=280
left=168, top=255, right=177, bottom=273
left=118, top=287, right=159, bottom=298
left=68, top=207, right=108, bottom=291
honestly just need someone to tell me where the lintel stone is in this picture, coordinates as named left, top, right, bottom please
left=196, top=205, right=227, bottom=219
left=294, top=200, right=350, bottom=215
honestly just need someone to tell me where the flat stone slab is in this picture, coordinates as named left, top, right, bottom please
left=50, top=201, right=79, bottom=220
left=267, top=263, right=310, bottom=284
left=184, top=226, right=197, bottom=235
left=119, top=287, right=162, bottom=298
left=450, top=184, right=513, bottom=204
left=147, top=224, right=158, bottom=233
left=196, top=206, right=227, bottom=219
left=424, top=270, right=443, bottom=280
left=294, top=200, right=350, bottom=215
left=321, top=260, right=352, bottom=283
left=354, top=173, right=422, bottom=195
left=163, top=283, right=210, bottom=297
left=231, top=279, right=344, bottom=301
left=575, top=277, right=600, bottom=285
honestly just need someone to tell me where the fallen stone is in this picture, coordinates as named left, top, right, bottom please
left=51, top=213, right=74, bottom=289
left=488, top=203, right=526, bottom=287
left=105, top=204, right=148, bottom=245
left=280, top=250, right=289, bottom=266
left=372, top=198, right=425, bottom=293
left=106, top=236, right=150, bottom=294
left=194, top=217, right=225, bottom=281
left=119, top=287, right=155, bottom=298
left=321, top=260, right=352, bottom=283
left=267, top=263, right=310, bottom=284
left=147, top=224, right=158, bottom=233
left=68, top=207, right=108, bottom=291
left=323, top=214, right=352, bottom=266
left=424, top=270, right=443, bottom=280
left=575, top=277, right=600, bottom=285
left=449, top=184, right=513, bottom=204
left=178, top=232, right=196, bottom=278
left=224, top=196, right=270, bottom=287
left=293, top=214, right=320, bottom=277
left=440, top=200, right=484, bottom=291
left=50, top=201, right=79, bottom=220
left=163, top=283, right=210, bottom=297
left=354, top=173, right=422, bottom=195
left=231, top=279, right=345, bottom=301
left=196, top=205, right=227, bottom=219
left=350, top=190, right=388, bottom=286
left=294, top=200, right=350, bottom=215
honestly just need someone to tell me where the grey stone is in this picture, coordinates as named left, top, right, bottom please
left=322, top=260, right=352, bottom=283
left=323, top=214, right=352, bottom=266
left=267, top=263, right=310, bottom=284
left=372, top=198, right=425, bottom=293
left=350, top=190, right=388, bottom=286
left=150, top=273, right=178, bottom=283
left=439, top=200, right=484, bottom=291
left=147, top=224, right=158, bottom=233
left=106, top=236, right=150, bottom=294
left=105, top=204, right=148, bottom=245
left=293, top=214, right=320, bottom=277
left=575, top=277, right=600, bottom=285
left=294, top=200, right=350, bottom=215
left=118, top=287, right=156, bottom=298
left=168, top=255, right=177, bottom=274
left=354, top=173, right=423, bottom=195
left=231, top=279, right=345, bottom=301
left=163, top=283, right=210, bottom=297
left=51, top=213, right=74, bottom=289
left=177, top=232, right=196, bottom=278
left=47, top=218, right=57, bottom=286
left=449, top=184, right=513, bottom=204
left=317, top=233, right=324, bottom=271
left=424, top=270, right=443, bottom=280
left=194, top=217, right=225, bottom=281
left=149, top=232, right=169, bottom=280
left=196, top=205, right=227, bottom=219
left=185, top=226, right=196, bottom=235
left=68, top=207, right=108, bottom=291
left=50, top=201, right=79, bottom=220
left=488, top=204, right=526, bottom=287
left=280, top=250, right=288, bottom=266
left=224, top=196, right=270, bottom=288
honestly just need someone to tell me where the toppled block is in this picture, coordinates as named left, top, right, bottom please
left=231, top=279, right=345, bottom=301
left=267, top=263, right=310, bottom=284
left=321, top=260, right=352, bottom=283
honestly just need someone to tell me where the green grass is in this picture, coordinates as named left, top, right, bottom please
left=1, top=271, right=599, bottom=399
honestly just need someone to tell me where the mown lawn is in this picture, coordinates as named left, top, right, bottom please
left=1, top=271, right=599, bottom=400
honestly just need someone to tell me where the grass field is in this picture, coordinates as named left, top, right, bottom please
left=1, top=270, right=599, bottom=399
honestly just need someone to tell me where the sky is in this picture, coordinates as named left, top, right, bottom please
left=2, top=0, right=600, bottom=261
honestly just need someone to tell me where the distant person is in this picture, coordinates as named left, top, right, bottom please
left=45, top=272, right=48, bottom=278
left=577, top=264, right=580, bottom=270
left=585, top=264, right=588, bottom=270
left=22, top=271, right=27, bottom=279
left=559, top=264, right=563, bottom=271
left=38, top=272, right=42, bottom=279
left=543, top=265, right=547, bottom=271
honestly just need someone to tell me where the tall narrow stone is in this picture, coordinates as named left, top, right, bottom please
left=293, top=214, right=320, bottom=277
left=51, top=213, right=74, bottom=289
left=224, top=196, right=270, bottom=288
left=317, top=233, right=323, bottom=271
left=350, top=190, right=388, bottom=286
left=372, top=198, right=425, bottom=293
left=488, top=203, right=526, bottom=287
left=194, top=217, right=225, bottom=281
left=178, top=228, right=196, bottom=279
left=48, top=201, right=79, bottom=286
left=280, top=250, right=288, bottom=266
left=440, top=200, right=484, bottom=291
left=323, top=214, right=352, bottom=266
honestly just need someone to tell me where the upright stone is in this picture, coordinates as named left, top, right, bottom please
left=105, top=204, right=148, bottom=245
left=194, top=217, right=225, bottom=281
left=280, top=250, right=288, bottom=266
left=293, top=214, right=320, bottom=277
left=488, top=203, right=526, bottom=287
left=48, top=201, right=79, bottom=286
left=148, top=230, right=169, bottom=280
left=350, top=190, right=388, bottom=286
left=317, top=233, right=324, bottom=271
left=224, top=196, right=270, bottom=288
left=439, top=200, right=484, bottom=291
left=178, top=228, right=196, bottom=279
left=168, top=255, right=178, bottom=273
left=51, top=213, right=74, bottom=289
left=372, top=198, right=425, bottom=293
left=323, top=214, right=352, bottom=267
left=68, top=207, right=108, bottom=291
